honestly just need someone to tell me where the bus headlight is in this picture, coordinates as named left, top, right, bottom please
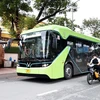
left=42, top=64, right=48, bottom=67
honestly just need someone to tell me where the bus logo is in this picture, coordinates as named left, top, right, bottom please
left=27, top=63, right=31, bottom=68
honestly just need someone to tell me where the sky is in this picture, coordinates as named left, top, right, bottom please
left=68, top=0, right=100, bottom=26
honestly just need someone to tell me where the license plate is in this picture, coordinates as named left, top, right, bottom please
left=26, top=69, right=30, bottom=73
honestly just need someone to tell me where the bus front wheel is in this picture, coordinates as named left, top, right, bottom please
left=64, top=64, right=73, bottom=79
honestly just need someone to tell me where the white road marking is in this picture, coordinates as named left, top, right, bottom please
left=0, top=81, right=5, bottom=83
left=37, top=90, right=58, bottom=96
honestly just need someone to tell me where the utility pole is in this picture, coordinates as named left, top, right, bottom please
left=71, top=0, right=80, bottom=30
left=71, top=6, right=77, bottom=30
left=65, top=0, right=80, bottom=30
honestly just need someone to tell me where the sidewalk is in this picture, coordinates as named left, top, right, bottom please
left=0, top=68, right=16, bottom=75
left=0, top=68, right=17, bottom=79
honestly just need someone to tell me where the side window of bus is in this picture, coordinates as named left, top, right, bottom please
left=92, top=45, right=100, bottom=56
left=95, top=45, right=100, bottom=56
left=67, top=41, right=74, bottom=56
left=56, top=35, right=62, bottom=52
left=67, top=41, right=74, bottom=47
left=49, top=32, right=58, bottom=58
left=57, top=36, right=67, bottom=53
left=50, top=33, right=57, bottom=49
left=87, top=45, right=96, bottom=58
left=83, top=44, right=89, bottom=53
left=76, top=42, right=83, bottom=54
left=89, top=45, right=95, bottom=53
left=83, top=44, right=90, bottom=62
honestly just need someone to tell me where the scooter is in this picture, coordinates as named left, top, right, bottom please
left=87, top=66, right=100, bottom=85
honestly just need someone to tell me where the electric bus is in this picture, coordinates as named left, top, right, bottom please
left=9, top=25, right=100, bottom=79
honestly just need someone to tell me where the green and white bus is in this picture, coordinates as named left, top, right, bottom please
left=12, top=25, right=100, bottom=79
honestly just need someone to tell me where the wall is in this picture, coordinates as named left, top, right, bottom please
left=4, top=53, right=18, bottom=62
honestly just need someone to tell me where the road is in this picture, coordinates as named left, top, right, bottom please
left=0, top=74, right=100, bottom=100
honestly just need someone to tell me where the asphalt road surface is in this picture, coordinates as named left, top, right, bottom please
left=0, top=74, right=100, bottom=100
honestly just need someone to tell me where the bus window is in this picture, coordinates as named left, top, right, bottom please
left=47, top=31, right=58, bottom=59
left=67, top=41, right=74, bottom=47
left=83, top=44, right=89, bottom=53
left=89, top=45, right=95, bottom=52
left=76, top=42, right=83, bottom=54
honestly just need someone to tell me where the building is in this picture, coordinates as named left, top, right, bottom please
left=0, top=26, right=18, bottom=47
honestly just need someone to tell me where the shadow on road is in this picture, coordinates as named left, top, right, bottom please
left=20, top=73, right=87, bottom=84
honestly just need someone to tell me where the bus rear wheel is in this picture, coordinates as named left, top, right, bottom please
left=64, top=64, right=73, bottom=79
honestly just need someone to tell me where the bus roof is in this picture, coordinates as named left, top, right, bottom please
left=21, top=25, right=100, bottom=43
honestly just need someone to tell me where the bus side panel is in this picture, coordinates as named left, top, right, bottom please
left=50, top=46, right=70, bottom=79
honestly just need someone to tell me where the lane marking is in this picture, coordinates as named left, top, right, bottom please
left=0, top=81, right=5, bottom=83
left=37, top=90, right=58, bottom=96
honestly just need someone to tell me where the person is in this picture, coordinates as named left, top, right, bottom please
left=87, top=54, right=100, bottom=73
left=0, top=44, right=5, bottom=68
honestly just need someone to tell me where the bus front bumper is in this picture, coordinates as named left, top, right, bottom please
left=16, top=67, right=52, bottom=79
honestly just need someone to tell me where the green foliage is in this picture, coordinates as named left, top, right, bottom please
left=93, top=32, right=100, bottom=38
left=5, top=47, right=20, bottom=54
left=0, top=0, right=33, bottom=34
left=49, top=17, right=79, bottom=30
left=50, top=17, right=66, bottom=26
left=34, top=0, right=69, bottom=11
left=24, top=16, right=37, bottom=29
left=34, top=0, right=72, bottom=23
left=82, top=18, right=100, bottom=37
left=10, top=29, right=17, bottom=38
left=0, top=0, right=78, bottom=36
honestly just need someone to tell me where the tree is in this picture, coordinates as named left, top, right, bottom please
left=49, top=17, right=77, bottom=30
left=82, top=18, right=100, bottom=37
left=0, top=0, right=32, bottom=36
left=20, top=15, right=36, bottom=30
left=33, top=0, right=78, bottom=24
left=0, top=0, right=78, bottom=36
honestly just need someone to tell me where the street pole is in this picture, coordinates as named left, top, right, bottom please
left=65, top=0, right=80, bottom=30
left=71, top=7, right=74, bottom=30
left=71, top=0, right=80, bottom=30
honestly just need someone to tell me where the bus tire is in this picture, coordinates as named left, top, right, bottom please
left=64, top=64, right=73, bottom=79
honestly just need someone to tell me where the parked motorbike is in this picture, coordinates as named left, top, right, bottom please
left=87, top=66, right=100, bottom=85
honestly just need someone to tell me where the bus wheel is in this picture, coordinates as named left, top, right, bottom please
left=87, top=73, right=93, bottom=85
left=64, top=64, right=73, bottom=79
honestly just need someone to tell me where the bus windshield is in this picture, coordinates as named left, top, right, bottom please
left=20, top=31, right=46, bottom=59
left=22, top=37, right=42, bottom=58
left=19, top=30, right=58, bottom=60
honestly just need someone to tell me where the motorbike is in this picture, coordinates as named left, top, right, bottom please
left=87, top=66, right=100, bottom=85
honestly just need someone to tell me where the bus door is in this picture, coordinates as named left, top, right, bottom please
left=82, top=44, right=90, bottom=71
left=74, top=42, right=86, bottom=72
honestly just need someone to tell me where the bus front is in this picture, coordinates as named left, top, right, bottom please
left=17, top=30, right=62, bottom=79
